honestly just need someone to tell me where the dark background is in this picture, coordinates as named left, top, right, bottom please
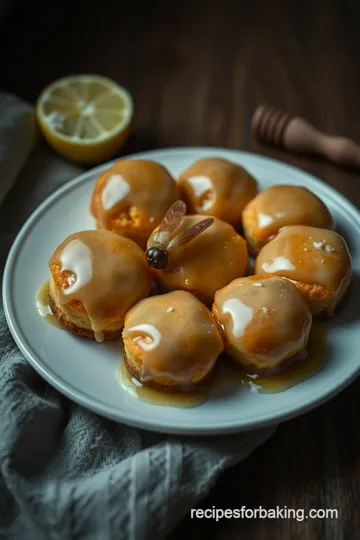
left=1, top=1, right=360, bottom=538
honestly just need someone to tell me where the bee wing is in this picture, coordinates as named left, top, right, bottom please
left=177, top=217, right=214, bottom=246
left=158, top=200, right=187, bottom=233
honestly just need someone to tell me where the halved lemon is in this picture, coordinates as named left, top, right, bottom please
left=36, top=75, right=133, bottom=164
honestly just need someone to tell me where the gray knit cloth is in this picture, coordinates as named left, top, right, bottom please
left=0, top=92, right=276, bottom=540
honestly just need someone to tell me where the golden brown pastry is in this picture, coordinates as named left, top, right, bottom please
left=48, top=230, right=152, bottom=341
left=212, top=276, right=312, bottom=374
left=177, top=157, right=258, bottom=228
left=123, top=290, right=224, bottom=390
left=255, top=225, right=352, bottom=316
left=242, top=185, right=334, bottom=255
left=90, top=159, right=178, bottom=247
left=145, top=201, right=248, bottom=305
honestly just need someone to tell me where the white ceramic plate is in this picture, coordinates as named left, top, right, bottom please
left=3, top=147, right=360, bottom=435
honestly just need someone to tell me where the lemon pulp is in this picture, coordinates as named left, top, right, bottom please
left=36, top=75, right=133, bottom=164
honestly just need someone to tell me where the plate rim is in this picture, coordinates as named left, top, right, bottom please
left=3, top=146, right=360, bottom=435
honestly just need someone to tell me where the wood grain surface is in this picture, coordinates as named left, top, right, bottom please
left=1, top=1, right=360, bottom=538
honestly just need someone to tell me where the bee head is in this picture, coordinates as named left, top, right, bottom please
left=146, top=247, right=168, bottom=269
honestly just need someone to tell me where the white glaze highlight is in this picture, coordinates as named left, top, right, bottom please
left=262, top=256, right=296, bottom=273
left=188, top=175, right=213, bottom=197
left=128, top=324, right=162, bottom=351
left=313, top=241, right=324, bottom=249
left=222, top=298, right=253, bottom=338
left=59, top=240, right=93, bottom=296
left=258, top=212, right=273, bottom=229
left=101, top=174, right=130, bottom=211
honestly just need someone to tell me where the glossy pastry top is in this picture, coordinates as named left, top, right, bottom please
left=213, top=276, right=312, bottom=364
left=242, top=185, right=334, bottom=244
left=49, top=230, right=152, bottom=332
left=255, top=225, right=351, bottom=292
left=178, top=157, right=258, bottom=227
left=147, top=215, right=248, bottom=302
left=91, top=159, right=177, bottom=234
left=123, top=290, right=224, bottom=384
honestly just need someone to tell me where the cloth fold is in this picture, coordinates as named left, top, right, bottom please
left=0, top=93, right=38, bottom=207
left=0, top=91, right=276, bottom=540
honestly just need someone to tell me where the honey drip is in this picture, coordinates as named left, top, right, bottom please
left=118, top=324, right=326, bottom=407
left=36, top=281, right=61, bottom=328
left=118, top=363, right=207, bottom=408
left=220, top=324, right=326, bottom=393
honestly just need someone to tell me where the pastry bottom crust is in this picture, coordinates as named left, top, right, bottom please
left=123, top=347, right=213, bottom=391
left=290, top=268, right=352, bottom=317
left=49, top=288, right=123, bottom=341
left=225, top=344, right=308, bottom=376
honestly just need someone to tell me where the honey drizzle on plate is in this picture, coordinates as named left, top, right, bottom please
left=36, top=281, right=61, bottom=328
left=36, top=281, right=326, bottom=406
left=219, top=324, right=326, bottom=393
left=118, top=363, right=207, bottom=408
left=118, top=324, right=326, bottom=407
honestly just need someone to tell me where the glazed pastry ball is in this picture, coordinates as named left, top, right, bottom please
left=255, top=225, right=352, bottom=317
left=146, top=215, right=248, bottom=305
left=48, top=230, right=152, bottom=341
left=90, top=159, right=178, bottom=247
left=177, top=157, right=258, bottom=228
left=212, top=276, right=312, bottom=374
left=242, top=185, right=334, bottom=255
left=122, top=290, right=224, bottom=390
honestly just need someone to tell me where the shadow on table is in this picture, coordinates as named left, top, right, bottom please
left=330, top=272, right=360, bottom=328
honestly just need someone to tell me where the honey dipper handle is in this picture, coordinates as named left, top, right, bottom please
left=284, top=117, right=360, bottom=168
left=251, top=104, right=360, bottom=169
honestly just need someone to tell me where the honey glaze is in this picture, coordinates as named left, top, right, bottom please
left=49, top=230, right=152, bottom=336
left=255, top=225, right=351, bottom=294
left=35, top=281, right=61, bottom=328
left=219, top=324, right=327, bottom=393
left=92, top=159, right=177, bottom=231
left=147, top=215, right=248, bottom=304
left=118, top=363, right=207, bottom=408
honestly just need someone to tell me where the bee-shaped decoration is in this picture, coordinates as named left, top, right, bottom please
left=145, top=200, right=248, bottom=305
left=145, top=200, right=214, bottom=270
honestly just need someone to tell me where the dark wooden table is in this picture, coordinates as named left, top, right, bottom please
left=1, top=1, right=360, bottom=538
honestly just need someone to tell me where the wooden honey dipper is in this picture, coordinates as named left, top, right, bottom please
left=252, top=103, right=360, bottom=168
